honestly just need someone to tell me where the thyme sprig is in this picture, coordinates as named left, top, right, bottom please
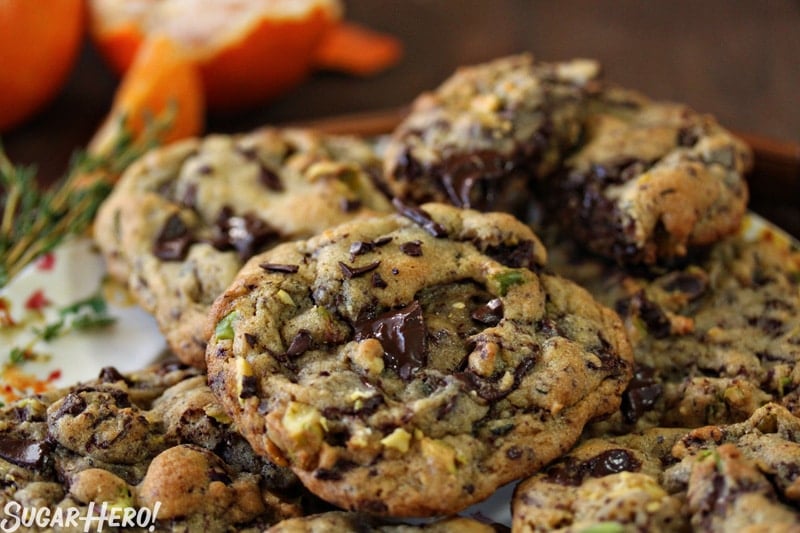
left=0, top=108, right=175, bottom=288
left=8, top=293, right=116, bottom=366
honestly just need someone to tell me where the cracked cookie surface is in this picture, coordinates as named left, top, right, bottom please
left=205, top=203, right=632, bottom=516
left=0, top=361, right=306, bottom=532
left=383, top=54, right=601, bottom=216
left=549, top=86, right=752, bottom=265
left=94, top=128, right=392, bottom=368
left=512, top=403, right=800, bottom=532
left=546, top=224, right=800, bottom=433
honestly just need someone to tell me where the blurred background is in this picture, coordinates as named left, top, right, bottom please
left=4, top=0, right=799, bottom=230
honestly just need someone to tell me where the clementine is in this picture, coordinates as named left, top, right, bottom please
left=0, top=0, right=85, bottom=132
left=314, top=21, right=403, bottom=77
left=88, top=34, right=204, bottom=159
left=88, top=0, right=342, bottom=112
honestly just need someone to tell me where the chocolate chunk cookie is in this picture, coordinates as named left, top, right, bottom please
left=513, top=403, right=800, bottom=532
left=94, top=128, right=392, bottom=367
left=383, top=54, right=601, bottom=216
left=546, top=218, right=800, bottom=432
left=266, top=512, right=498, bottom=532
left=205, top=203, right=632, bottom=516
left=0, top=361, right=306, bottom=532
left=513, top=427, right=689, bottom=532
left=550, top=86, right=752, bottom=265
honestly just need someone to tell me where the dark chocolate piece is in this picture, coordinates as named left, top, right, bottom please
left=153, top=214, right=194, bottom=261
left=621, top=365, right=663, bottom=424
left=485, top=240, right=536, bottom=269
left=399, top=241, right=423, bottom=257
left=0, top=437, right=52, bottom=470
left=471, top=298, right=504, bottom=326
left=354, top=300, right=427, bottom=380
left=260, top=263, right=299, bottom=274
left=392, top=198, right=447, bottom=238
left=547, top=448, right=642, bottom=486
left=339, top=261, right=381, bottom=279
left=212, top=207, right=278, bottom=261
left=285, top=330, right=312, bottom=358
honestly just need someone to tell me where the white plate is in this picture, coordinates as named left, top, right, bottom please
left=0, top=237, right=166, bottom=402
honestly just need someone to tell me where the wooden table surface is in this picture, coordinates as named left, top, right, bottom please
left=4, top=0, right=799, bottom=235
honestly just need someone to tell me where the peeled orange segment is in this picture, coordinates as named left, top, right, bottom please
left=0, top=0, right=84, bottom=132
left=313, top=21, right=403, bottom=76
left=88, top=0, right=342, bottom=112
left=89, top=34, right=204, bottom=159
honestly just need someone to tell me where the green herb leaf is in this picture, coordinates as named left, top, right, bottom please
left=6, top=292, right=116, bottom=365
left=0, top=108, right=174, bottom=289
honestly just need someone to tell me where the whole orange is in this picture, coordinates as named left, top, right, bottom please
left=0, top=0, right=85, bottom=132
left=88, top=0, right=342, bottom=113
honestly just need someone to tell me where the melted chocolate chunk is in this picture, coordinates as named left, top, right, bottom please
left=392, top=198, right=447, bottom=237
left=258, top=165, right=283, bottom=191
left=153, top=214, right=194, bottom=261
left=244, top=333, right=258, bottom=347
left=485, top=240, right=536, bottom=269
left=339, top=261, right=381, bottom=279
left=340, top=198, right=361, bottom=213
left=662, top=271, right=708, bottom=300
left=399, top=240, right=423, bottom=257
left=349, top=237, right=391, bottom=261
left=456, top=354, right=537, bottom=402
left=285, top=330, right=312, bottom=358
left=438, top=150, right=513, bottom=208
left=53, top=393, right=87, bottom=418
left=259, top=263, right=299, bottom=274
left=349, top=241, right=374, bottom=260
left=354, top=301, right=427, bottom=380
left=506, top=446, right=523, bottom=460
left=212, top=206, right=278, bottom=260
left=371, top=272, right=388, bottom=289
left=537, top=318, right=564, bottom=338
left=677, top=126, right=700, bottom=147
left=237, top=146, right=283, bottom=191
left=98, top=366, right=128, bottom=384
left=547, top=448, right=642, bottom=486
left=0, top=437, right=52, bottom=470
left=239, top=376, right=258, bottom=399
left=619, top=291, right=671, bottom=339
left=471, top=298, right=504, bottom=326
left=621, top=365, right=663, bottom=424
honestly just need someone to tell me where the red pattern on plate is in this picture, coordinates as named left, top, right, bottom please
left=25, top=289, right=52, bottom=311
left=36, top=252, right=56, bottom=271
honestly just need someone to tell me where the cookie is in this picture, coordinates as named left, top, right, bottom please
left=513, top=427, right=689, bottom=532
left=549, top=86, right=752, bottom=264
left=546, top=224, right=800, bottom=432
left=94, top=127, right=392, bottom=368
left=512, top=403, right=800, bottom=532
left=666, top=403, right=800, bottom=532
left=266, top=511, right=498, bottom=532
left=205, top=202, right=632, bottom=516
left=383, top=54, right=601, bottom=216
left=0, top=361, right=307, bottom=532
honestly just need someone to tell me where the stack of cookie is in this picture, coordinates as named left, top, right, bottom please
left=2, top=54, right=798, bottom=531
